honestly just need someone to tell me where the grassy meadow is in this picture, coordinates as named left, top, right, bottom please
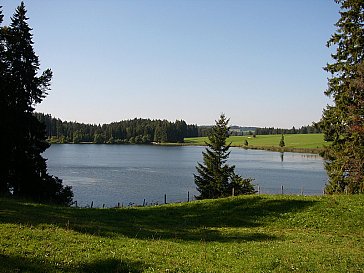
left=184, top=133, right=328, bottom=153
left=1, top=194, right=363, bottom=272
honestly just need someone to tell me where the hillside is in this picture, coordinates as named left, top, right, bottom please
left=0, top=194, right=363, bottom=272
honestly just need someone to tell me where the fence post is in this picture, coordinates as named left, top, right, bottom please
left=281, top=185, right=284, bottom=195
left=91, top=201, right=93, bottom=208
left=187, top=191, right=190, bottom=202
left=258, top=185, right=260, bottom=195
left=164, top=194, right=167, bottom=204
left=143, top=199, right=146, bottom=206
left=232, top=187, right=235, bottom=197
left=301, top=187, right=304, bottom=196
left=117, top=202, right=120, bottom=208
left=102, top=204, right=105, bottom=209
left=75, top=200, right=78, bottom=208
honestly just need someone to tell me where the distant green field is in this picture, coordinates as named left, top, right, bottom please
left=184, top=134, right=329, bottom=152
left=1, top=195, right=363, bottom=272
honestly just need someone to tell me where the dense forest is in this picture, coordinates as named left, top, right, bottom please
left=35, top=113, right=199, bottom=144
left=35, top=113, right=322, bottom=144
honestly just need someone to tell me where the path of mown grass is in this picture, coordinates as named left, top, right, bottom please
left=1, top=194, right=363, bottom=272
left=183, top=134, right=329, bottom=153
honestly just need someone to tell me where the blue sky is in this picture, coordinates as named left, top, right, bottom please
left=2, top=0, right=339, bottom=127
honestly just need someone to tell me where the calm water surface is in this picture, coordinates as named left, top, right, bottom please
left=43, top=144, right=327, bottom=207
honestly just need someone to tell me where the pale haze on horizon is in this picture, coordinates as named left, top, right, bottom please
left=2, top=0, right=338, bottom=128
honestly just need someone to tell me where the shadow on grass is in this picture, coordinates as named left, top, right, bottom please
left=0, top=196, right=316, bottom=242
left=0, top=253, right=146, bottom=273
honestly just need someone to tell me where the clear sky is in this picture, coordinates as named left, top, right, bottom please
left=2, top=0, right=339, bottom=127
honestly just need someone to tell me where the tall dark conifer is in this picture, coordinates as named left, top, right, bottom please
left=321, top=0, right=364, bottom=193
left=0, top=6, right=9, bottom=194
left=194, top=114, right=234, bottom=199
left=194, top=114, right=255, bottom=199
left=279, top=134, right=285, bottom=148
left=0, top=2, right=72, bottom=204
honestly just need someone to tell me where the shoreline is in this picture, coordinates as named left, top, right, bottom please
left=47, top=141, right=325, bottom=155
left=154, top=142, right=325, bottom=154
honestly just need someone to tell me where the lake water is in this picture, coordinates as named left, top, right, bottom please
left=43, top=144, right=328, bottom=207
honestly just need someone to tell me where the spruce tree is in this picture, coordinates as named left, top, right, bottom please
left=0, top=6, right=8, bottom=194
left=194, top=114, right=255, bottom=199
left=320, top=0, right=364, bottom=193
left=279, top=134, right=285, bottom=148
left=0, top=2, right=73, bottom=205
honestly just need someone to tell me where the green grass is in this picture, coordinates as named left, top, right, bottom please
left=1, top=194, right=363, bottom=272
left=184, top=134, right=329, bottom=153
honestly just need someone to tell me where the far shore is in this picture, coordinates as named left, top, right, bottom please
left=153, top=141, right=325, bottom=154
left=48, top=135, right=327, bottom=155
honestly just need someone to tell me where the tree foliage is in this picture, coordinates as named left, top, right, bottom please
left=199, top=125, right=321, bottom=137
left=255, top=125, right=321, bottom=135
left=194, top=114, right=255, bottom=199
left=320, top=0, right=364, bottom=194
left=279, top=134, right=285, bottom=148
left=0, top=3, right=73, bottom=205
left=35, top=113, right=199, bottom=144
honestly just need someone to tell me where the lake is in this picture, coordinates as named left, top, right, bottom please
left=43, top=144, right=328, bottom=207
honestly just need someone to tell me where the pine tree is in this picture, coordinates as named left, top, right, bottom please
left=320, top=0, right=364, bottom=193
left=0, top=6, right=9, bottom=194
left=0, top=2, right=73, bottom=204
left=279, top=134, right=285, bottom=148
left=194, top=114, right=255, bottom=199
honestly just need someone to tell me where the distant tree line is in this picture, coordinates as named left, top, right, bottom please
left=35, top=113, right=199, bottom=144
left=197, top=126, right=214, bottom=137
left=198, top=125, right=321, bottom=137
left=255, top=125, right=321, bottom=135
left=35, top=113, right=324, bottom=144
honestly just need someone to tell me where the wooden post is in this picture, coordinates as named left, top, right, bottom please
left=258, top=185, right=260, bottom=195
left=164, top=194, right=167, bottom=204
left=281, top=185, right=284, bottom=195
left=143, top=199, right=146, bottom=206
left=121, top=202, right=123, bottom=208
left=75, top=200, right=78, bottom=208
left=102, top=204, right=105, bottom=209
left=188, top=191, right=190, bottom=202
left=301, top=187, right=304, bottom=196
left=91, top=201, right=93, bottom=208
left=232, top=187, right=235, bottom=197
left=117, top=202, right=120, bottom=208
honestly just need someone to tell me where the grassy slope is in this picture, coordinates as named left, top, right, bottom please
left=1, top=195, right=363, bottom=272
left=184, top=134, right=328, bottom=153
